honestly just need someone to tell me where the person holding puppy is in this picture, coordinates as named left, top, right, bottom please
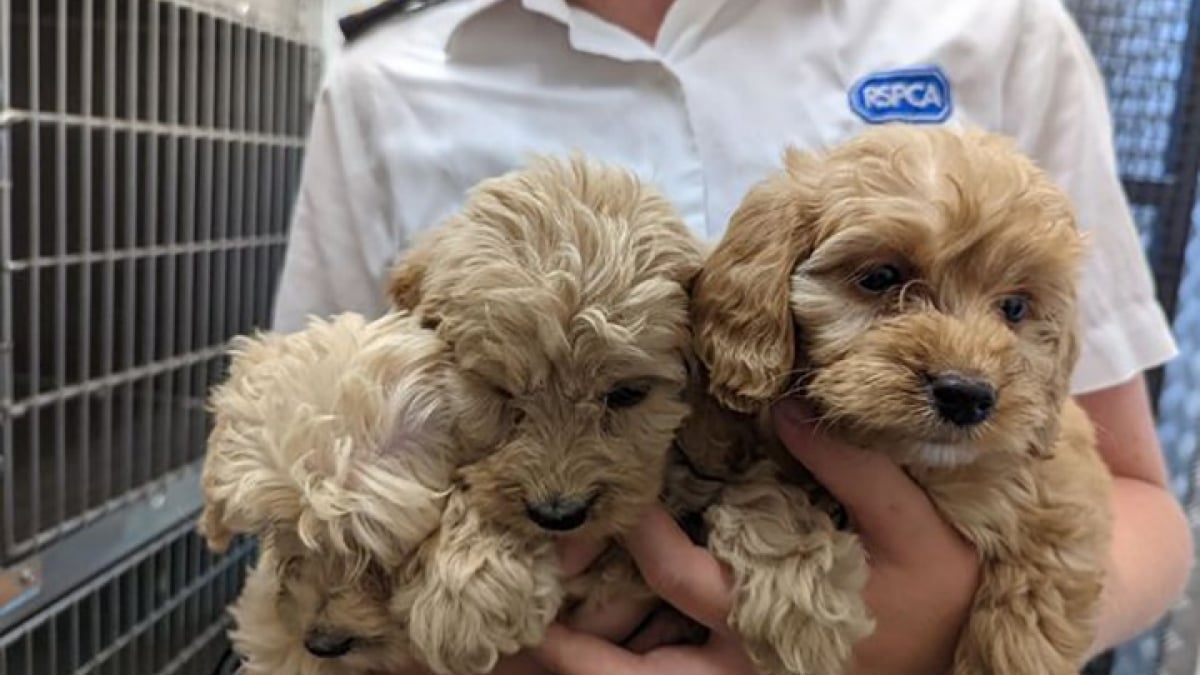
left=273, top=0, right=1192, bottom=673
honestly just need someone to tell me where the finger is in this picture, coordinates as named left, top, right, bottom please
left=622, top=505, right=732, bottom=630
left=533, top=623, right=645, bottom=675
left=564, top=591, right=661, bottom=644
left=771, top=398, right=954, bottom=561
left=556, top=534, right=610, bottom=577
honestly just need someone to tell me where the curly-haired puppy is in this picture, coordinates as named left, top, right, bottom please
left=691, top=124, right=1113, bottom=675
left=386, top=155, right=704, bottom=674
left=227, top=529, right=412, bottom=675
left=200, top=311, right=462, bottom=674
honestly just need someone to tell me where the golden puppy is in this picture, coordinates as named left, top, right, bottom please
left=386, top=154, right=704, bottom=674
left=691, top=124, right=1112, bottom=675
left=227, top=529, right=413, bottom=675
left=199, top=311, right=460, bottom=674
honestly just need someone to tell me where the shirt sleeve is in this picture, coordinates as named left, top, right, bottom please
left=999, top=0, right=1179, bottom=395
left=270, top=52, right=396, bottom=333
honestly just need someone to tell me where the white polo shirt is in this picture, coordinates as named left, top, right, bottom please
left=272, top=0, right=1179, bottom=394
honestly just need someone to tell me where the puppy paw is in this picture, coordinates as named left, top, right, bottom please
left=707, top=468, right=873, bottom=675
left=398, top=496, right=564, bottom=675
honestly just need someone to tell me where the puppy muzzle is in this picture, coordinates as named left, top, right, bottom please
left=525, top=495, right=596, bottom=532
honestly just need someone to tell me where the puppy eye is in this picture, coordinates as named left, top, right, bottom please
left=603, top=385, right=650, bottom=410
left=857, top=264, right=905, bottom=293
left=1000, top=295, right=1030, bottom=324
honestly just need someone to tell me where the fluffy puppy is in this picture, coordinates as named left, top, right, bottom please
left=386, top=155, right=704, bottom=674
left=692, top=124, right=1112, bottom=675
left=199, top=311, right=462, bottom=674
left=227, top=529, right=412, bottom=675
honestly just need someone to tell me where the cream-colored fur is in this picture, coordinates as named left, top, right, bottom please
left=691, top=124, right=1113, bottom=675
left=200, top=311, right=462, bottom=673
left=381, top=154, right=705, bottom=674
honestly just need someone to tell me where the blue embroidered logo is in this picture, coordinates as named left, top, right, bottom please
left=849, top=66, right=952, bottom=124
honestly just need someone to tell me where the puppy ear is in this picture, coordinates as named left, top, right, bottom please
left=1029, top=309, right=1083, bottom=459
left=201, top=316, right=453, bottom=563
left=692, top=148, right=822, bottom=413
left=386, top=245, right=430, bottom=311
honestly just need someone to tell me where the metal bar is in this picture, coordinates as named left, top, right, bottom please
left=26, top=0, right=44, bottom=557
left=141, top=0, right=160, bottom=490
left=54, top=0, right=69, bottom=536
left=89, top=576, right=100, bottom=675
left=148, top=540, right=158, bottom=667
left=244, top=28, right=261, bottom=332
left=159, top=2, right=181, bottom=480
left=187, top=529, right=200, bottom=670
left=275, top=39, right=287, bottom=138
left=0, top=0, right=15, bottom=563
left=196, top=14, right=216, bottom=444
left=121, top=0, right=139, bottom=503
left=258, top=36, right=277, bottom=325
left=213, top=19, right=231, bottom=353
left=70, top=596, right=80, bottom=671
left=177, top=6, right=200, bottom=475
left=101, top=0, right=118, bottom=511
left=7, top=234, right=290, bottom=272
left=1123, top=177, right=1173, bottom=206
left=0, top=111, right=304, bottom=147
left=47, top=591, right=58, bottom=674
left=78, top=0, right=96, bottom=517
left=229, top=23, right=246, bottom=336
left=4, top=346, right=227, bottom=420
left=127, top=547, right=139, bottom=675
left=107, top=570, right=118, bottom=675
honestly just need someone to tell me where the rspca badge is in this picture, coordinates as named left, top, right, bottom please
left=848, top=65, right=952, bottom=124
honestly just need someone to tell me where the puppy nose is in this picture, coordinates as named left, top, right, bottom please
left=929, top=373, right=996, bottom=427
left=526, top=496, right=592, bottom=532
left=303, top=632, right=355, bottom=659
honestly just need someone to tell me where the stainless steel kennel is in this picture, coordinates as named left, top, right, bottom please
left=0, top=1, right=319, bottom=672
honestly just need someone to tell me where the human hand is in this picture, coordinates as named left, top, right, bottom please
left=773, top=398, right=980, bottom=675
left=533, top=505, right=757, bottom=674
left=532, top=397, right=981, bottom=675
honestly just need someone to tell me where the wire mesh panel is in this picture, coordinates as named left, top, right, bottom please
left=0, top=0, right=319, bottom=671
left=0, top=523, right=257, bottom=675
left=1064, top=0, right=1200, bottom=674
left=1, top=0, right=314, bottom=566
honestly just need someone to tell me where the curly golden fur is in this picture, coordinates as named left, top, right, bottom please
left=200, top=311, right=464, bottom=674
left=692, top=124, right=1113, bottom=674
left=384, top=155, right=705, bottom=674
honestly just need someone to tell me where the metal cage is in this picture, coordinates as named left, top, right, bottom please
left=0, top=0, right=319, bottom=671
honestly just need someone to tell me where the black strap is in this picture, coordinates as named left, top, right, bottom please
left=338, top=0, right=454, bottom=42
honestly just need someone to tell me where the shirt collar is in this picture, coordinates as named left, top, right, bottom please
left=441, top=0, right=661, bottom=62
